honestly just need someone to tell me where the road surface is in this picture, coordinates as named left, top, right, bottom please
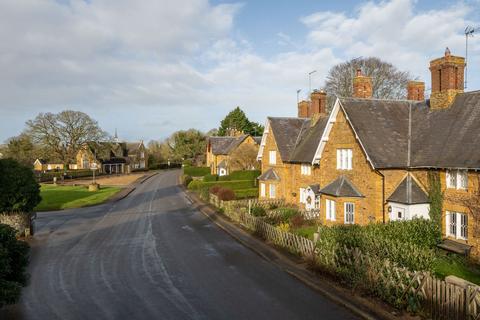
left=1, top=170, right=357, bottom=320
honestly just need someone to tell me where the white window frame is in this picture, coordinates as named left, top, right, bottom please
left=269, top=184, right=276, bottom=199
left=326, top=199, right=336, bottom=221
left=336, top=149, right=352, bottom=170
left=260, top=183, right=266, bottom=197
left=269, top=151, right=276, bottom=165
left=344, top=202, right=354, bottom=224
left=300, top=164, right=312, bottom=176
left=446, top=211, right=468, bottom=240
left=446, top=170, right=468, bottom=190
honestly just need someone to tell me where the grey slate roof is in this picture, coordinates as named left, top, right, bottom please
left=340, top=91, right=480, bottom=169
left=208, top=135, right=248, bottom=155
left=268, top=116, right=329, bottom=163
left=387, top=175, right=429, bottom=205
left=318, top=176, right=364, bottom=198
left=253, top=136, right=262, bottom=144
left=258, top=168, right=281, bottom=181
left=308, top=184, right=320, bottom=195
left=217, top=159, right=227, bottom=168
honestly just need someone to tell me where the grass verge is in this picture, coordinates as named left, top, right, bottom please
left=35, top=184, right=121, bottom=211
left=434, top=253, right=480, bottom=285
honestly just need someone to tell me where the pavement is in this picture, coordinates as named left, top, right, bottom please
left=0, top=169, right=358, bottom=320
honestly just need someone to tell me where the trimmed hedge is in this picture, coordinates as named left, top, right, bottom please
left=229, top=170, right=261, bottom=181
left=203, top=174, right=218, bottom=182
left=187, top=180, right=255, bottom=191
left=316, top=219, right=438, bottom=272
left=234, top=188, right=258, bottom=199
left=0, top=223, right=30, bottom=307
left=183, top=166, right=210, bottom=177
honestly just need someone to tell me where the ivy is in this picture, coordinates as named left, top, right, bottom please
left=427, top=171, right=443, bottom=241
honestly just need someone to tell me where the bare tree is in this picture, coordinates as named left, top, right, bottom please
left=26, top=110, right=107, bottom=165
left=229, top=143, right=259, bottom=171
left=325, top=57, right=412, bottom=108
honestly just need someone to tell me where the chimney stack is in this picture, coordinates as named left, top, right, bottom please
left=353, top=69, right=373, bottom=99
left=310, top=89, right=327, bottom=117
left=297, top=100, right=309, bottom=118
left=407, top=81, right=425, bottom=101
left=429, top=48, right=465, bottom=110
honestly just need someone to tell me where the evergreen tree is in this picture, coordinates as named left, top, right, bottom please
left=218, top=107, right=264, bottom=136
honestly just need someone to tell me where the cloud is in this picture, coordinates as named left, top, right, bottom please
left=0, top=0, right=478, bottom=143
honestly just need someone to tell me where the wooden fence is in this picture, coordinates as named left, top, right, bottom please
left=209, top=195, right=480, bottom=319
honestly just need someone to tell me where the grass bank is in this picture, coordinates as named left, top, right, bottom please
left=35, top=184, right=121, bottom=211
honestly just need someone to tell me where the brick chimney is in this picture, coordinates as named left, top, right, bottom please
left=407, top=81, right=425, bottom=101
left=310, top=89, right=327, bottom=117
left=353, top=69, right=372, bottom=98
left=429, top=48, right=465, bottom=110
left=297, top=100, right=309, bottom=118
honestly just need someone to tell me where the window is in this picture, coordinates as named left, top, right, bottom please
left=260, top=183, right=266, bottom=197
left=299, top=188, right=306, bottom=203
left=269, top=151, right=276, bottom=165
left=446, top=170, right=468, bottom=190
left=326, top=199, right=336, bottom=221
left=446, top=211, right=468, bottom=240
left=344, top=202, right=354, bottom=224
left=269, top=184, right=276, bottom=199
left=336, top=149, right=352, bottom=170
left=140, top=152, right=145, bottom=158
left=301, top=164, right=311, bottom=175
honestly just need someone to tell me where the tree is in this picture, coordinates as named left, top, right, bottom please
left=0, top=223, right=30, bottom=308
left=2, top=133, right=49, bottom=167
left=166, top=129, right=206, bottom=164
left=229, top=143, right=260, bottom=171
left=0, top=159, right=41, bottom=213
left=325, top=57, right=412, bottom=109
left=26, top=110, right=107, bottom=165
left=218, top=107, right=264, bottom=136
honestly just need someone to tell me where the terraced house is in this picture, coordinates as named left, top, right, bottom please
left=257, top=49, right=480, bottom=258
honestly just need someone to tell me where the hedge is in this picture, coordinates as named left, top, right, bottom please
left=316, top=219, right=438, bottom=272
left=183, top=166, right=210, bottom=177
left=188, top=179, right=256, bottom=191
left=203, top=174, right=218, bottom=182
left=229, top=170, right=261, bottom=181
left=234, top=188, right=258, bottom=199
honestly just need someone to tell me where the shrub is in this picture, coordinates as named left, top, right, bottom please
left=187, top=180, right=203, bottom=190
left=0, top=223, right=30, bottom=307
left=218, top=175, right=231, bottom=181
left=187, top=180, right=255, bottom=191
left=183, top=166, right=210, bottom=177
left=199, top=187, right=210, bottom=201
left=209, top=185, right=222, bottom=195
left=268, top=203, right=279, bottom=210
left=234, top=188, right=258, bottom=199
left=203, top=174, right=218, bottom=182
left=182, top=174, right=193, bottom=187
left=251, top=206, right=266, bottom=217
left=229, top=170, right=261, bottom=181
left=289, top=213, right=305, bottom=228
left=0, top=159, right=41, bottom=213
left=217, top=188, right=235, bottom=201
left=277, top=223, right=290, bottom=233
left=277, top=207, right=299, bottom=223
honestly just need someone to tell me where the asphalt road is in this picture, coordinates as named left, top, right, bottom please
left=1, top=170, right=357, bottom=320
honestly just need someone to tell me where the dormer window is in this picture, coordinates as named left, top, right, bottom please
left=446, top=170, right=468, bottom=190
left=301, top=164, right=311, bottom=175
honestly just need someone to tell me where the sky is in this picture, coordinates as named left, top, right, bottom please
left=1, top=0, right=479, bottom=143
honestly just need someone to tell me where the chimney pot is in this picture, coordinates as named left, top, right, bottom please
left=353, top=70, right=373, bottom=99
left=407, top=81, right=425, bottom=101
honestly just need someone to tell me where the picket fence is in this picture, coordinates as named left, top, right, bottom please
left=210, top=196, right=480, bottom=319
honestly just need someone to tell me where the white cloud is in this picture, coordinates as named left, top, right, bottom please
left=0, top=0, right=479, bottom=143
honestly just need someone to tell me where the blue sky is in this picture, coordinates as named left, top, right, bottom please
left=0, top=0, right=479, bottom=143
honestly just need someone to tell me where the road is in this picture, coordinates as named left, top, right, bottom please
left=1, top=170, right=357, bottom=320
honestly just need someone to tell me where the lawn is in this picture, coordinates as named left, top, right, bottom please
left=293, top=225, right=318, bottom=240
left=434, top=254, right=480, bottom=285
left=35, top=184, right=121, bottom=211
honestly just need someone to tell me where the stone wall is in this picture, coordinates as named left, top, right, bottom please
left=0, top=212, right=33, bottom=237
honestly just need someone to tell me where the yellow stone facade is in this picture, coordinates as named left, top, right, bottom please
left=206, top=135, right=259, bottom=175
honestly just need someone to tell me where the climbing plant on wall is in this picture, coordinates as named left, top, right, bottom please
left=427, top=171, right=443, bottom=240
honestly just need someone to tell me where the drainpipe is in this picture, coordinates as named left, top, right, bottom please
left=376, top=169, right=386, bottom=224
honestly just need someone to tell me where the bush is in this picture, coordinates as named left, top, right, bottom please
left=277, top=207, right=299, bottom=223
left=229, top=170, right=261, bottom=181
left=217, top=188, right=235, bottom=201
left=0, top=223, right=30, bottom=307
left=251, top=206, right=266, bottom=217
left=0, top=159, right=41, bottom=213
left=218, top=175, right=231, bottom=181
left=315, top=219, right=438, bottom=272
left=203, top=174, right=218, bottom=182
left=234, top=188, right=258, bottom=199
left=182, top=174, right=193, bottom=187
left=289, top=213, right=305, bottom=228
left=268, top=203, right=279, bottom=210
left=209, top=185, right=222, bottom=195
left=183, top=166, right=210, bottom=177
left=149, top=163, right=182, bottom=170
left=187, top=180, right=202, bottom=190
left=187, top=180, right=255, bottom=191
